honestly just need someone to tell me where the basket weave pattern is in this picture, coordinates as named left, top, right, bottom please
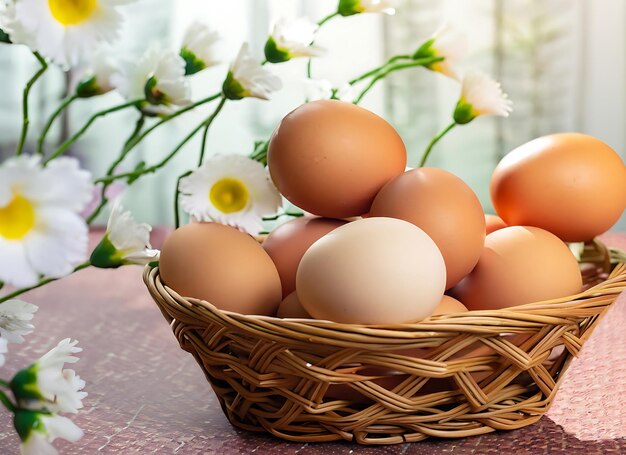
left=144, top=262, right=626, bottom=445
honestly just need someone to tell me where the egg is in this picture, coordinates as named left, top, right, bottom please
left=296, top=217, right=446, bottom=324
left=431, top=295, right=468, bottom=316
left=276, top=291, right=311, bottom=319
left=369, top=167, right=485, bottom=289
left=491, top=133, right=626, bottom=242
left=160, top=222, right=282, bottom=315
left=268, top=100, right=407, bottom=218
left=485, top=214, right=507, bottom=235
left=451, top=226, right=582, bottom=310
left=262, top=216, right=347, bottom=297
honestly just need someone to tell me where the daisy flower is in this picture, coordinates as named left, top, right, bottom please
left=222, top=42, right=282, bottom=100
left=90, top=199, right=159, bottom=268
left=14, top=410, right=83, bottom=455
left=0, top=156, right=93, bottom=288
left=304, top=79, right=355, bottom=102
left=180, top=155, right=282, bottom=235
left=337, top=0, right=396, bottom=16
left=413, top=23, right=467, bottom=79
left=74, top=52, right=118, bottom=98
left=112, top=46, right=191, bottom=116
left=180, top=22, right=220, bottom=76
left=453, top=70, right=512, bottom=124
left=6, top=0, right=133, bottom=67
left=11, top=338, right=87, bottom=414
left=0, top=299, right=38, bottom=343
left=264, top=17, right=325, bottom=63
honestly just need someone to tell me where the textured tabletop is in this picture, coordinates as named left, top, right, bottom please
left=0, top=232, right=625, bottom=454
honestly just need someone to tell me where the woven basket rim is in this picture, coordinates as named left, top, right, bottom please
left=144, top=261, right=626, bottom=345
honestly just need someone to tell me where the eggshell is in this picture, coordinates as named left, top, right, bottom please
left=451, top=226, right=582, bottom=310
left=268, top=100, right=407, bottom=218
left=370, top=168, right=486, bottom=289
left=485, top=214, right=507, bottom=235
left=276, top=291, right=311, bottom=319
left=430, top=295, right=468, bottom=316
left=262, top=216, right=347, bottom=297
left=160, top=222, right=281, bottom=315
left=491, top=133, right=626, bottom=242
left=296, top=217, right=446, bottom=324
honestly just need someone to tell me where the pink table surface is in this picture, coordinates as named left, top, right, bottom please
left=0, top=231, right=624, bottom=454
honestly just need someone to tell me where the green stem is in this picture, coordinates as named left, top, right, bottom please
left=124, top=92, right=221, bottom=155
left=0, top=379, right=10, bottom=388
left=419, top=122, right=456, bottom=167
left=348, top=54, right=412, bottom=85
left=174, top=170, right=192, bottom=228
left=86, top=114, right=146, bottom=225
left=352, top=56, right=443, bottom=104
left=0, top=262, right=91, bottom=304
left=37, top=94, right=78, bottom=156
left=44, top=100, right=141, bottom=165
left=0, top=390, right=16, bottom=413
left=16, top=52, right=48, bottom=156
left=96, top=97, right=228, bottom=185
left=262, top=211, right=305, bottom=221
left=306, top=12, right=339, bottom=79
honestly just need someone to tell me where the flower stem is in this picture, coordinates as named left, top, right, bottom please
left=0, top=262, right=91, bottom=305
left=352, top=56, right=444, bottom=104
left=198, top=97, right=227, bottom=166
left=96, top=97, right=228, bottom=185
left=37, top=94, right=78, bottom=156
left=0, top=390, right=16, bottom=413
left=262, top=211, right=305, bottom=221
left=86, top=114, right=146, bottom=224
left=43, top=100, right=142, bottom=165
left=419, top=122, right=456, bottom=167
left=174, top=170, right=192, bottom=228
left=123, top=92, right=222, bottom=155
left=348, top=54, right=412, bottom=85
left=16, top=52, right=48, bottom=156
left=306, top=12, right=339, bottom=79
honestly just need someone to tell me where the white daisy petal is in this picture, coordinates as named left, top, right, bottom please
left=454, top=70, right=512, bottom=123
left=10, top=0, right=133, bottom=67
left=0, top=299, right=38, bottom=344
left=180, top=155, right=282, bottom=235
left=181, top=22, right=219, bottom=74
left=267, top=17, right=325, bottom=63
left=224, top=42, right=282, bottom=100
left=0, top=239, right=39, bottom=288
left=339, top=0, right=395, bottom=16
left=0, top=338, right=7, bottom=368
left=416, top=23, right=467, bottom=80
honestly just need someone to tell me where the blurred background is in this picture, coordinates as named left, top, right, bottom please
left=0, top=0, right=624, bottom=229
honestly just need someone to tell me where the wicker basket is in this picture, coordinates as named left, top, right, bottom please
left=143, top=242, right=626, bottom=445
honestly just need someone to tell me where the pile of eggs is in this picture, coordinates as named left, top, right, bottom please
left=160, top=100, right=626, bottom=325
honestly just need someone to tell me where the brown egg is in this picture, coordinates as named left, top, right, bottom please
left=160, top=222, right=281, bottom=315
left=370, top=168, right=486, bottom=289
left=268, top=100, right=407, bottom=218
left=485, top=214, right=507, bottom=235
left=431, top=295, right=468, bottom=316
left=451, top=226, right=582, bottom=310
left=491, top=133, right=626, bottom=242
left=276, top=291, right=311, bottom=319
left=262, top=216, right=347, bottom=297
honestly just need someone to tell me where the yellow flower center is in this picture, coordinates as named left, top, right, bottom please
left=48, top=0, right=98, bottom=26
left=209, top=178, right=249, bottom=214
left=0, top=195, right=36, bottom=240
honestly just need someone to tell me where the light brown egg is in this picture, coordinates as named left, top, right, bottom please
left=491, top=133, right=626, bottom=242
left=267, top=100, right=407, bottom=218
left=262, top=216, right=347, bottom=297
left=485, top=214, right=507, bottom=235
left=370, top=167, right=486, bottom=289
left=276, top=291, right=311, bottom=319
left=451, top=226, right=582, bottom=310
left=430, top=295, right=468, bottom=316
left=160, top=222, right=281, bottom=315
left=296, top=217, right=446, bottom=324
